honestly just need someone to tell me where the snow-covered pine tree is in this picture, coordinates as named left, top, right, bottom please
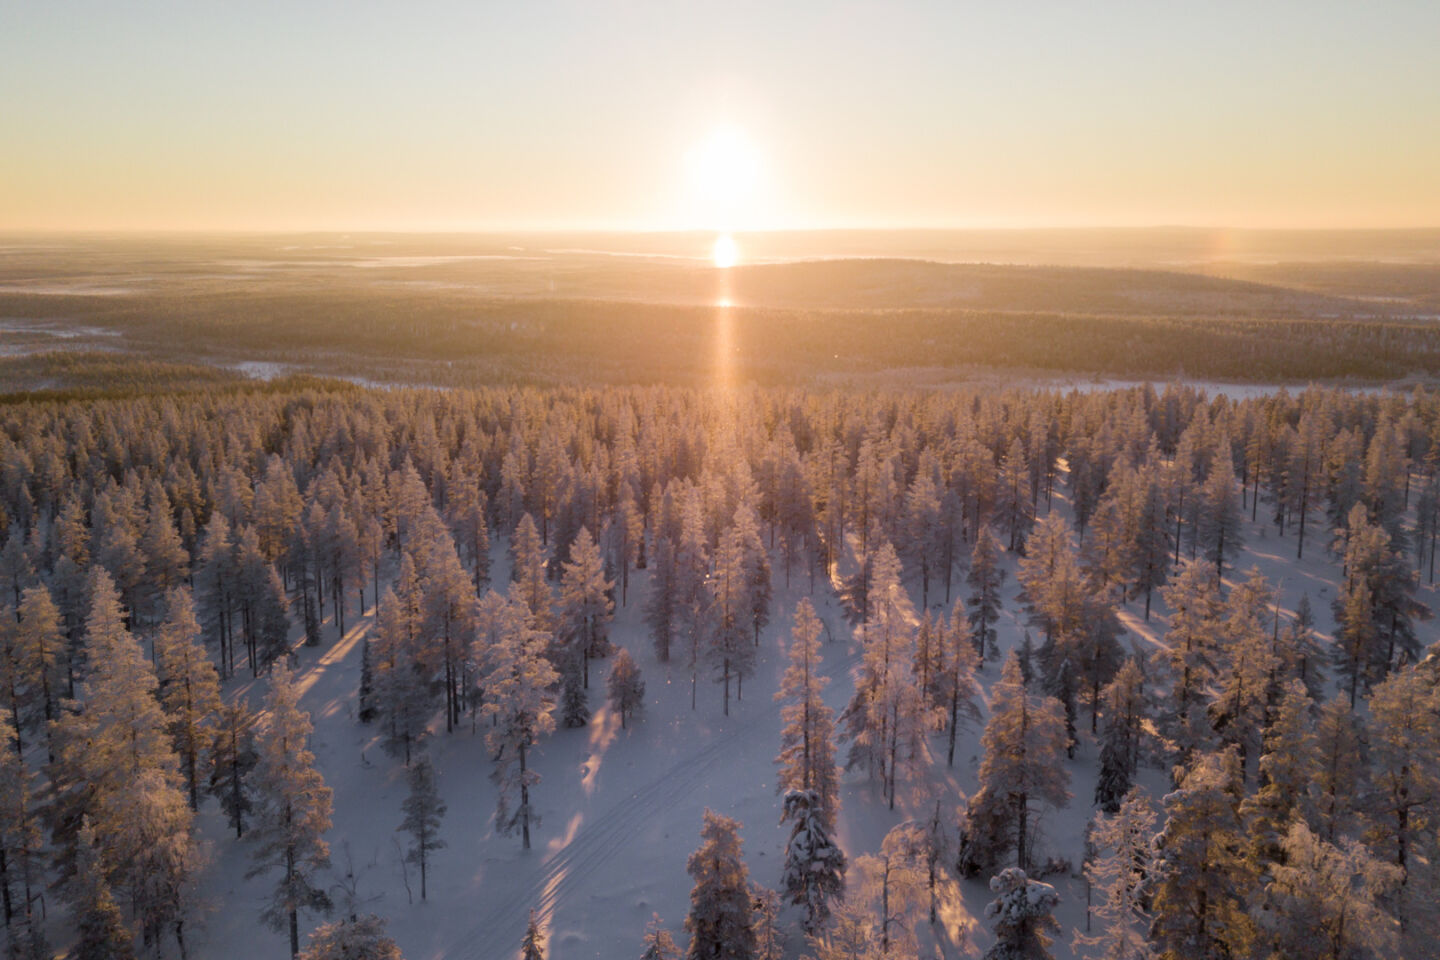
left=372, top=564, right=430, bottom=764
left=1149, top=749, right=1257, bottom=960
left=959, top=653, right=1071, bottom=875
left=749, top=883, right=785, bottom=960
left=606, top=647, right=645, bottom=729
left=1308, top=696, right=1365, bottom=843
left=643, top=534, right=679, bottom=663
left=1150, top=562, right=1222, bottom=770
left=852, top=823, right=925, bottom=957
left=154, top=586, right=222, bottom=811
left=1094, top=658, right=1146, bottom=813
left=941, top=604, right=981, bottom=767
left=1257, top=822, right=1399, bottom=960
left=1364, top=665, right=1440, bottom=910
left=775, top=599, right=840, bottom=826
left=510, top=514, right=551, bottom=628
left=1207, top=567, right=1277, bottom=777
left=967, top=526, right=1007, bottom=661
left=1072, top=788, right=1156, bottom=960
left=248, top=664, right=334, bottom=958
left=640, top=913, right=681, bottom=960
left=983, top=867, right=1061, bottom=960
left=209, top=696, right=259, bottom=839
left=1196, top=446, right=1244, bottom=579
left=15, top=584, right=65, bottom=737
left=66, top=816, right=134, bottom=960
left=0, top=713, right=42, bottom=951
left=297, top=915, right=404, bottom=960
left=397, top=755, right=446, bottom=900
left=482, top=595, right=558, bottom=851
left=558, top=526, right=613, bottom=690
left=707, top=523, right=755, bottom=716
left=1240, top=678, right=1315, bottom=864
left=684, top=810, right=756, bottom=960
left=521, top=909, right=545, bottom=960
left=779, top=789, right=846, bottom=936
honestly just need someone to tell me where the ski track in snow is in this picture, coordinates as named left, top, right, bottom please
left=457, top=648, right=864, bottom=960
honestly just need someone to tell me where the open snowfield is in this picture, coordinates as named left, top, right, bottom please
left=175, top=474, right=1402, bottom=960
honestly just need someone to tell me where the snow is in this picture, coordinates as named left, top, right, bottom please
left=175, top=478, right=1430, bottom=960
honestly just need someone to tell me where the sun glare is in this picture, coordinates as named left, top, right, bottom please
left=686, top=124, right=761, bottom=230
left=712, top=233, right=738, bottom=269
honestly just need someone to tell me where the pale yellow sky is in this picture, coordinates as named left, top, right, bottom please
left=3, top=2, right=1439, bottom=231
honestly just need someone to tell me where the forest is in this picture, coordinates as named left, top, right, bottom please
left=0, top=378, right=1433, bottom=959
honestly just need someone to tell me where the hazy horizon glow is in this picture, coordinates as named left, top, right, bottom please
left=3, top=2, right=1439, bottom=232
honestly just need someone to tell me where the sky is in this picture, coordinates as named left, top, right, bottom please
left=2, top=1, right=1439, bottom=232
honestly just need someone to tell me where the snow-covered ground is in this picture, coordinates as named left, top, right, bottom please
left=181, top=486, right=1426, bottom=960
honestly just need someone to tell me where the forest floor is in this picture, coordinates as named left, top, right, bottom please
left=176, top=486, right=1427, bottom=960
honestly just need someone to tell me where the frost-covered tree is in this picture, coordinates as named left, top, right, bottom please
left=607, top=647, right=645, bottom=729
left=1196, top=448, right=1244, bottom=579
left=397, top=755, right=446, bottom=900
left=852, top=823, right=925, bottom=957
left=983, top=867, right=1061, bottom=960
left=779, top=789, right=846, bottom=936
left=209, top=697, right=259, bottom=839
left=959, top=654, right=1070, bottom=875
left=775, top=600, right=840, bottom=826
left=482, top=595, right=558, bottom=851
left=840, top=543, right=932, bottom=809
left=297, top=915, right=404, bottom=960
left=66, top=817, right=134, bottom=960
left=1258, top=822, right=1399, bottom=960
left=249, top=665, right=334, bottom=958
left=707, top=523, right=755, bottom=716
left=967, top=526, right=1007, bottom=660
left=644, top=535, right=680, bottom=663
left=1149, top=749, right=1257, bottom=960
left=1240, top=678, right=1315, bottom=863
left=640, top=913, right=681, bottom=960
left=1308, top=696, right=1365, bottom=843
left=749, top=883, right=785, bottom=960
left=1150, top=563, right=1222, bottom=768
left=1207, top=568, right=1277, bottom=777
left=0, top=713, right=42, bottom=950
left=558, top=527, right=613, bottom=689
left=1364, top=666, right=1440, bottom=900
left=941, top=605, right=982, bottom=768
left=521, top=909, right=545, bottom=960
left=1073, top=789, right=1156, bottom=960
left=372, top=564, right=430, bottom=765
left=155, top=586, right=222, bottom=810
left=15, top=584, right=65, bottom=736
left=510, top=514, right=551, bottom=627
left=685, top=810, right=755, bottom=960
left=1094, top=659, right=1146, bottom=814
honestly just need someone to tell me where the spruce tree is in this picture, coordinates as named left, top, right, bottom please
left=941, top=605, right=982, bottom=768
left=684, top=810, right=755, bottom=960
left=606, top=648, right=645, bottom=729
left=397, top=755, right=446, bottom=900
left=959, top=654, right=1071, bottom=875
left=640, top=914, right=681, bottom=960
left=779, top=789, right=846, bottom=936
left=209, top=697, right=259, bottom=839
left=521, top=909, right=545, bottom=960
left=983, top=867, right=1061, bottom=960
left=1073, top=789, right=1156, bottom=960
left=1094, top=659, right=1146, bottom=813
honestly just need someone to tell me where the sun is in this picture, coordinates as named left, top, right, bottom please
left=712, top=233, right=739, bottom=269
left=685, top=124, right=761, bottom=232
